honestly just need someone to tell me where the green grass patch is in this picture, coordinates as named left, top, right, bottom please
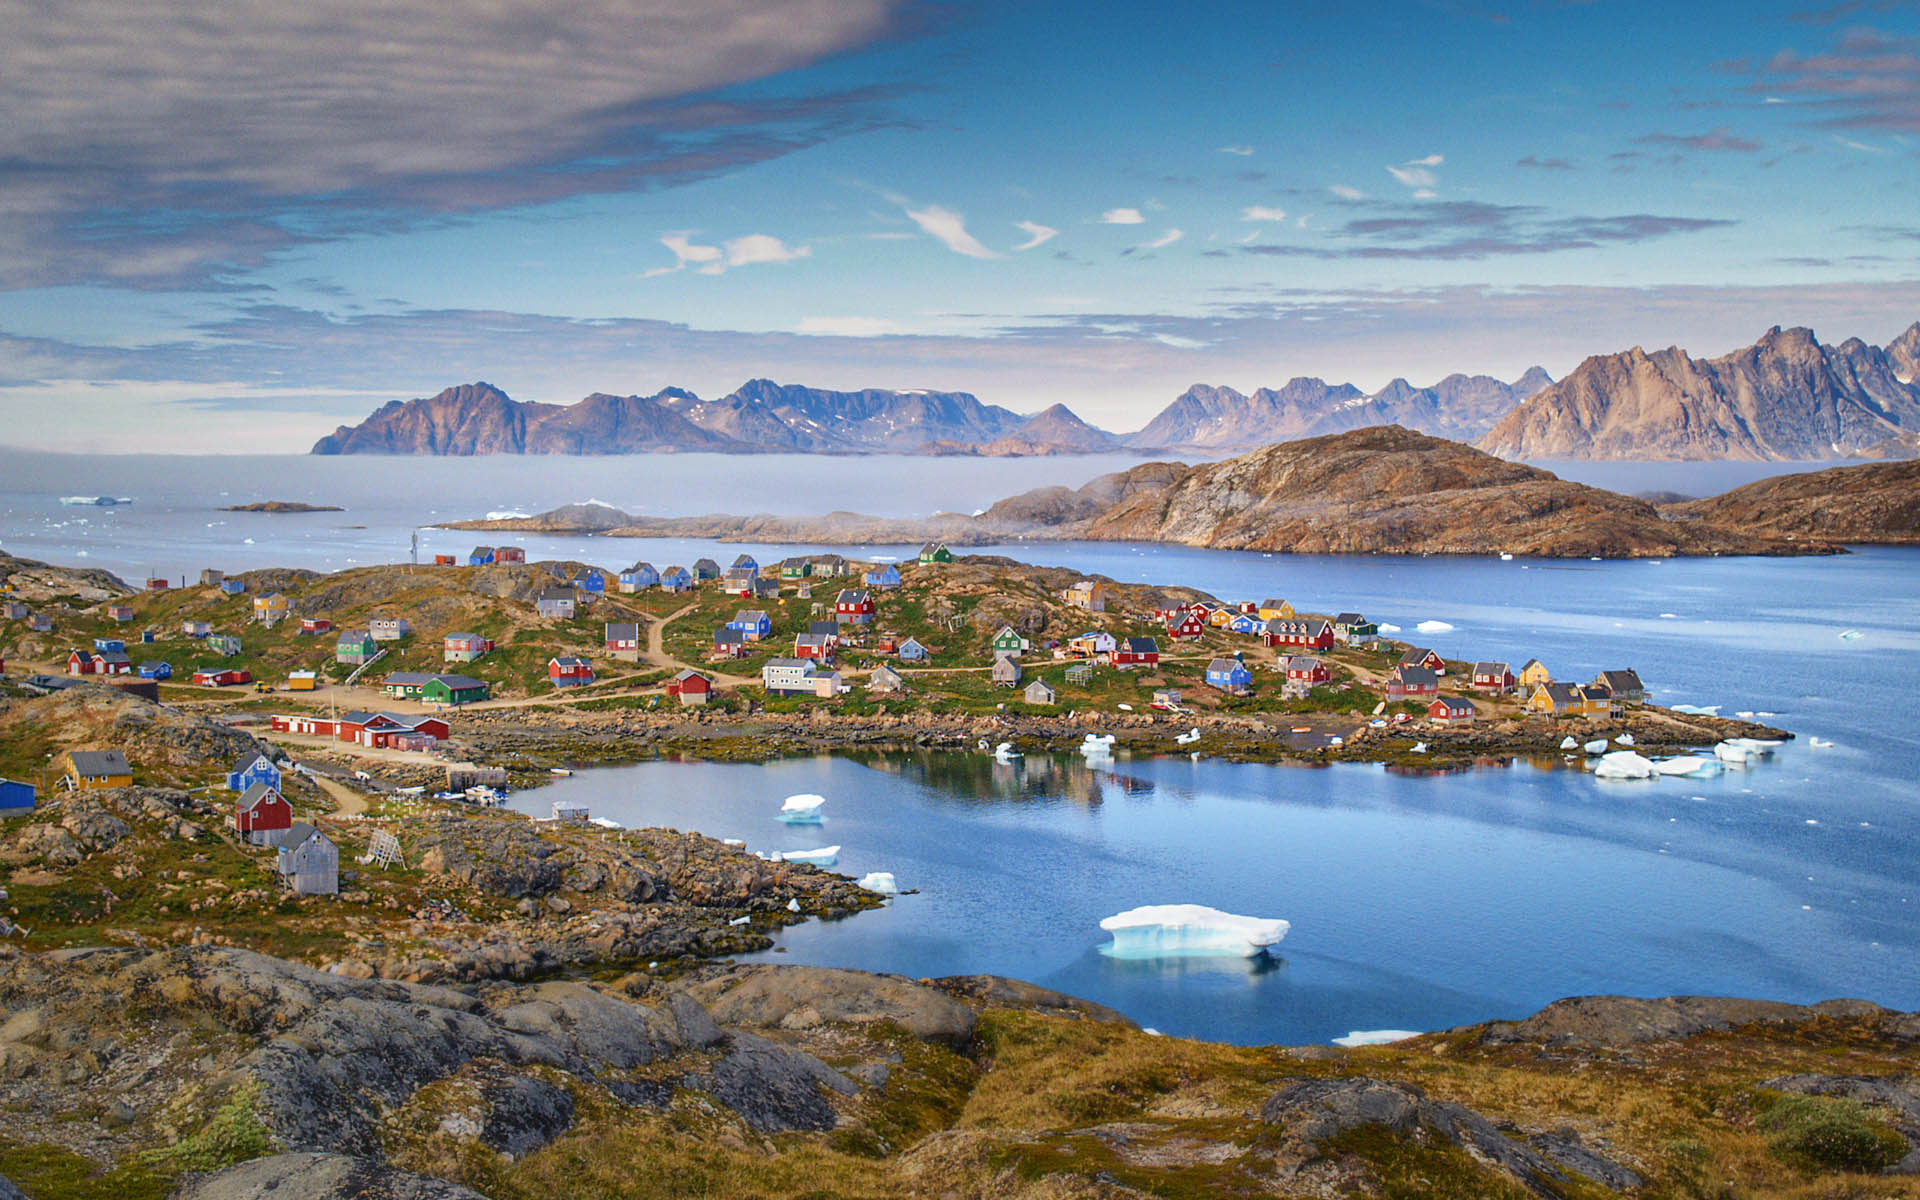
left=1754, top=1092, right=1909, bottom=1174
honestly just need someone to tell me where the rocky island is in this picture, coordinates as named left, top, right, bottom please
left=219, top=501, right=345, bottom=513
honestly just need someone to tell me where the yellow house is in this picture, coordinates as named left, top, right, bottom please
left=253, top=592, right=290, bottom=625
left=1526, top=682, right=1579, bottom=716
left=1208, top=607, right=1233, bottom=628
left=1063, top=580, right=1106, bottom=613
left=1258, top=598, right=1294, bottom=621
left=63, top=749, right=132, bottom=790
left=1574, top=685, right=1618, bottom=718
left=1518, top=658, right=1552, bottom=690
left=287, top=670, right=318, bottom=691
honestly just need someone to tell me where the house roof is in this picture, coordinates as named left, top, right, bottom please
left=795, top=633, right=832, bottom=648
left=383, top=672, right=436, bottom=686
left=1025, top=678, right=1055, bottom=694
left=138, top=661, right=168, bottom=672
left=444, top=631, right=483, bottom=642
left=537, top=589, right=575, bottom=602
left=1473, top=661, right=1511, bottom=675
left=1207, top=658, right=1246, bottom=674
left=1393, top=665, right=1437, bottom=686
left=1334, top=612, right=1368, bottom=625
left=67, top=749, right=130, bottom=776
left=238, top=780, right=281, bottom=808
left=808, top=620, right=839, bottom=636
left=1535, top=681, right=1582, bottom=704
left=548, top=657, right=591, bottom=669
left=763, top=657, right=812, bottom=671
left=871, top=664, right=903, bottom=682
left=1399, top=646, right=1438, bottom=665
left=713, top=627, right=746, bottom=643
left=1593, top=669, right=1644, bottom=691
left=604, top=623, right=639, bottom=640
left=898, top=637, right=926, bottom=650
left=470, top=546, right=494, bottom=555
left=693, top=558, right=720, bottom=571
left=1286, top=656, right=1324, bottom=671
left=732, top=554, right=757, bottom=565
left=1432, top=697, right=1476, bottom=713
left=622, top=562, right=656, bottom=574
left=660, top=564, right=690, bottom=577
left=836, top=589, right=869, bottom=605
left=734, top=609, right=769, bottom=623
left=673, top=669, right=710, bottom=684
left=231, top=751, right=273, bottom=773
left=430, top=673, right=485, bottom=689
left=1123, top=636, right=1158, bottom=653
left=1261, top=598, right=1288, bottom=608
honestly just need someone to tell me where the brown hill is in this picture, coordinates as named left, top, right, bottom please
left=1479, top=324, right=1920, bottom=461
left=1666, top=458, right=1920, bottom=544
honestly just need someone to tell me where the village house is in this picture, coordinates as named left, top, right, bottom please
left=494, top=547, right=526, bottom=564
left=548, top=656, right=595, bottom=688
left=1283, top=655, right=1331, bottom=697
left=918, top=542, right=953, bottom=564
left=1429, top=697, right=1478, bottom=724
left=711, top=627, right=749, bottom=659
left=1525, top=681, right=1582, bottom=717
left=751, top=576, right=781, bottom=599
left=1206, top=657, right=1253, bottom=695
left=443, top=632, right=493, bottom=663
left=811, top=554, right=852, bottom=578
left=288, top=670, right=317, bottom=691
left=252, top=593, right=290, bottom=626
left=835, top=588, right=875, bottom=626
left=722, top=569, right=755, bottom=596
left=1, top=600, right=27, bottom=619
left=1208, top=607, right=1235, bottom=628
left=1113, top=636, right=1160, bottom=668
left=729, top=609, right=773, bottom=641
left=468, top=546, right=496, bottom=565
left=573, top=567, right=608, bottom=594
left=1165, top=608, right=1206, bottom=641
left=1265, top=618, right=1335, bottom=651
left=692, top=558, right=722, bottom=580
left=184, top=620, right=212, bottom=639
left=1333, top=613, right=1379, bottom=644
left=1063, top=579, right=1107, bottom=612
left=68, top=648, right=132, bottom=676
left=992, top=654, right=1023, bottom=687
left=277, top=823, right=338, bottom=895
left=1399, top=647, right=1448, bottom=675
left=897, top=637, right=929, bottom=662
left=146, top=578, right=169, bottom=591
left=298, top=616, right=333, bottom=635
left=1228, top=612, right=1264, bottom=635
left=199, top=568, right=225, bottom=586
left=807, top=619, right=841, bottom=646
left=794, top=632, right=835, bottom=661
left=779, top=556, right=813, bottom=580
left=299, top=711, right=451, bottom=749
left=808, top=669, right=844, bottom=698
left=603, top=622, right=641, bottom=662
left=138, top=661, right=171, bottom=680
left=207, top=634, right=242, bottom=657
left=335, top=630, right=378, bottom=664
left=1384, top=664, right=1439, bottom=702
left=219, top=579, right=246, bottom=595
left=434, top=554, right=457, bottom=566
left=27, top=612, right=52, bottom=632
left=1069, top=630, right=1118, bottom=659
left=107, top=603, right=135, bottom=623
left=731, top=554, right=759, bottom=578
left=536, top=590, right=576, bottom=619
left=658, top=565, right=693, bottom=593
left=381, top=672, right=489, bottom=705
left=1472, top=661, right=1516, bottom=693
left=191, top=667, right=252, bottom=687
left=667, top=669, right=714, bottom=706
left=1577, top=684, right=1620, bottom=718
left=990, top=625, right=1030, bottom=656
left=618, top=562, right=659, bottom=593
left=864, top=563, right=902, bottom=589
left=1023, top=678, right=1057, bottom=706
left=762, top=657, right=819, bottom=696
left=1258, top=598, right=1295, bottom=621
left=0, top=778, right=35, bottom=816
left=869, top=664, right=906, bottom=694
left=227, top=751, right=281, bottom=793
left=368, top=616, right=410, bottom=642
left=1519, top=659, right=1552, bottom=690
left=1590, top=669, right=1646, bottom=704
left=233, top=781, right=293, bottom=846
left=63, top=749, right=132, bottom=790
left=1188, top=602, right=1214, bottom=624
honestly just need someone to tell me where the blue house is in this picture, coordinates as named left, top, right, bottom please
left=219, top=579, right=246, bottom=595
left=574, top=567, right=608, bottom=593
left=138, top=661, right=172, bottom=680
left=226, top=751, right=281, bottom=793
left=659, top=565, right=693, bottom=593
left=1205, top=657, right=1253, bottom=694
left=619, top=562, right=659, bottom=592
left=864, top=564, right=902, bottom=588
left=140, top=629, right=156, bottom=643
left=0, top=777, right=35, bottom=816
left=93, top=637, right=125, bottom=653
left=730, top=554, right=759, bottom=578
left=728, top=609, right=773, bottom=640
left=1228, top=613, right=1263, bottom=635
left=468, top=546, right=496, bottom=565
left=897, top=637, right=929, bottom=662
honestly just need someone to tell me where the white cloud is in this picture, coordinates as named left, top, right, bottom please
left=1330, top=184, right=1367, bottom=200
left=1219, top=144, right=1254, bottom=156
left=905, top=205, right=1001, bottom=259
left=1832, top=135, right=1888, bottom=154
left=1101, top=207, right=1146, bottom=225
left=1241, top=205, right=1287, bottom=222
left=1411, top=188, right=1437, bottom=200
left=648, top=231, right=806, bottom=276
left=795, top=316, right=902, bottom=336
left=1386, top=163, right=1438, bottom=188
left=1408, top=154, right=1444, bottom=167
left=1013, top=220, right=1058, bottom=251
left=722, top=233, right=809, bottom=267
left=1140, top=229, right=1184, bottom=250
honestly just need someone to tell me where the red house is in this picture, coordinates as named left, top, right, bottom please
left=333, top=711, right=449, bottom=747
left=433, top=554, right=457, bottom=566
left=666, top=669, right=713, bottom=707
left=146, top=578, right=169, bottom=591
left=1284, top=655, right=1331, bottom=687
left=68, top=649, right=131, bottom=676
left=1428, top=697, right=1477, bottom=724
left=1470, top=661, right=1514, bottom=693
left=793, top=632, right=834, bottom=660
left=233, top=783, right=293, bottom=845
left=1164, top=609, right=1206, bottom=641
left=1265, top=618, right=1335, bottom=651
left=834, top=589, right=876, bottom=625
left=192, top=668, right=253, bottom=687
left=298, top=617, right=333, bottom=635
left=494, top=547, right=526, bottom=563
left=548, top=655, right=595, bottom=688
left=1112, top=636, right=1160, bottom=668
left=1384, top=664, right=1438, bottom=702
left=1400, top=647, right=1447, bottom=675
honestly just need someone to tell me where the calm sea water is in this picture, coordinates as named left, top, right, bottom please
left=6, top=449, right=1915, bottom=1044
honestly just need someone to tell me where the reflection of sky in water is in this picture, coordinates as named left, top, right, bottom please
left=512, top=747, right=1918, bottom=1047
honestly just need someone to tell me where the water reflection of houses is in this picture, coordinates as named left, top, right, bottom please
left=859, top=750, right=1159, bottom=810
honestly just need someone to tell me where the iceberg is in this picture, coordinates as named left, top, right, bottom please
left=1560, top=736, right=1579, bottom=750
left=1080, top=734, right=1116, bottom=760
left=1098, top=904, right=1290, bottom=959
left=1659, top=612, right=1679, bottom=619
left=1593, top=750, right=1658, bottom=779
left=1332, top=1029, right=1422, bottom=1048
left=1653, top=756, right=1710, bottom=777
left=484, top=510, right=532, bottom=521
left=1670, top=704, right=1719, bottom=716
left=779, top=793, right=826, bottom=823
left=1583, top=739, right=1609, bottom=755
left=1415, top=620, right=1455, bottom=634
left=1377, top=622, right=1402, bottom=634
left=857, top=872, right=899, bottom=895
left=779, top=846, right=840, bottom=867
left=1499, top=552, right=1514, bottom=561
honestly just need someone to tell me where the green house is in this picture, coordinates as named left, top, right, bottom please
left=336, top=631, right=378, bottom=664
left=918, top=542, right=953, bottom=564
left=383, top=671, right=490, bottom=705
left=990, top=625, right=1030, bottom=655
left=779, top=557, right=813, bottom=580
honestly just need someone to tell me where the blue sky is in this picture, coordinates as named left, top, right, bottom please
left=1, top=0, right=1917, bottom=451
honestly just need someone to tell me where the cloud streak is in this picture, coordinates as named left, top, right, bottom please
left=1241, top=200, right=1733, bottom=260
left=905, top=205, right=1001, bottom=258
left=1637, top=128, right=1762, bottom=152
left=1012, top=220, right=1058, bottom=251
left=1101, top=207, right=1146, bottom=224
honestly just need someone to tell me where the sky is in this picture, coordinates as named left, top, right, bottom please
left=1, top=0, right=1917, bottom=452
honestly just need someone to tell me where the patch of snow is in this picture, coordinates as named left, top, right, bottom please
left=1098, top=904, right=1290, bottom=959
left=485, top=510, right=532, bottom=521
left=1838, top=629, right=1863, bottom=641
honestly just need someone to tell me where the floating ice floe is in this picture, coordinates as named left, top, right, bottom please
left=1377, top=623, right=1403, bottom=634
left=858, top=872, right=899, bottom=895
left=779, top=793, right=826, bottom=823
left=1332, top=1029, right=1423, bottom=1048
left=1499, top=552, right=1514, bottom=561
left=1174, top=728, right=1201, bottom=746
left=1583, top=739, right=1609, bottom=755
left=1653, top=756, right=1715, bottom=778
left=1615, top=733, right=1635, bottom=746
left=1560, top=736, right=1579, bottom=750
left=1099, top=904, right=1290, bottom=959
left=1714, top=738, right=1780, bottom=765
left=1838, top=629, right=1863, bottom=641
left=1415, top=620, right=1455, bottom=634
left=1670, top=704, right=1720, bottom=716
left=1593, top=750, right=1658, bottom=779
left=1080, top=734, right=1116, bottom=760
left=1659, top=612, right=1679, bottom=619
left=1809, top=737, right=1834, bottom=749
left=780, top=846, right=840, bottom=867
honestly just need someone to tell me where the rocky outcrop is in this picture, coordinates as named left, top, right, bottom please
left=0, top=549, right=130, bottom=601
left=172, top=1152, right=490, bottom=1200
left=679, top=965, right=979, bottom=1045
left=414, top=818, right=666, bottom=904
left=1480, top=993, right=1891, bottom=1046
left=1664, top=458, right=1920, bottom=544
left=0, top=688, right=271, bottom=784
left=219, top=501, right=344, bottom=513
left=1479, top=323, right=1920, bottom=460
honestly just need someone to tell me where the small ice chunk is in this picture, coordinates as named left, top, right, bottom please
left=1653, top=756, right=1710, bottom=777
left=1659, top=612, right=1679, bottom=619
left=1670, top=703, right=1720, bottom=716
left=728, top=916, right=751, bottom=926
left=1808, top=737, right=1834, bottom=749
left=858, top=872, right=899, bottom=895
left=1415, top=620, right=1454, bottom=633
left=780, top=846, right=840, bottom=867
left=1332, top=1029, right=1422, bottom=1048
left=1838, top=629, right=1863, bottom=641
left=1560, top=736, right=1579, bottom=750
left=1593, top=750, right=1658, bottom=779
left=1099, top=904, right=1290, bottom=959
left=1614, top=733, right=1634, bottom=746
left=1584, top=739, right=1609, bottom=755
left=1737, top=710, right=1755, bottom=720
left=786, top=898, right=802, bottom=912
left=779, top=793, right=826, bottom=823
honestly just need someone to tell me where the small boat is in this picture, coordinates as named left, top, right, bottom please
left=548, top=767, right=572, bottom=776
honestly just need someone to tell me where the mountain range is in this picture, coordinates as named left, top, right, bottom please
left=312, top=322, right=1920, bottom=461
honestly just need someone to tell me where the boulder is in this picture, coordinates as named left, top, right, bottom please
left=681, top=965, right=977, bottom=1045
left=690, top=1031, right=855, bottom=1134
left=169, top=1152, right=488, bottom=1200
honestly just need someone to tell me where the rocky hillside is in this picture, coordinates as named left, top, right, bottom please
left=1665, top=458, right=1920, bottom=544
left=313, top=379, right=1041, bottom=455
left=1126, top=368, right=1551, bottom=452
left=1479, top=323, right=1920, bottom=461
left=0, top=550, right=130, bottom=602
